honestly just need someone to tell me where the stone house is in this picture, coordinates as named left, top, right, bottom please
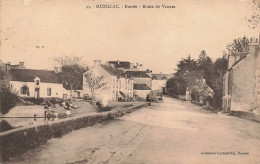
left=222, top=37, right=260, bottom=114
left=0, top=61, right=70, bottom=99
left=125, top=71, right=152, bottom=99
left=151, top=73, right=173, bottom=93
left=82, top=60, right=134, bottom=103
left=9, top=69, right=70, bottom=99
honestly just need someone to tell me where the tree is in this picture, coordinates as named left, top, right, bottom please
left=167, top=55, right=197, bottom=96
left=175, top=55, right=197, bottom=76
left=53, top=56, right=87, bottom=102
left=197, top=50, right=214, bottom=88
left=211, top=55, right=228, bottom=107
left=83, top=70, right=107, bottom=104
left=245, top=0, right=260, bottom=29
left=0, top=83, right=19, bottom=114
left=226, top=36, right=250, bottom=53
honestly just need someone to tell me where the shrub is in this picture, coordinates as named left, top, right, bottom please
left=0, top=84, right=19, bottom=114
left=0, top=120, right=14, bottom=132
left=23, top=97, right=44, bottom=105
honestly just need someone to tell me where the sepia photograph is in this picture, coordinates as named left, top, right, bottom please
left=0, top=0, right=260, bottom=163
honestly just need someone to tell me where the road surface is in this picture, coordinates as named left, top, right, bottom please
left=7, top=97, right=260, bottom=164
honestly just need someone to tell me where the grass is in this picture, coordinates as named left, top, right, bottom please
left=1, top=98, right=144, bottom=130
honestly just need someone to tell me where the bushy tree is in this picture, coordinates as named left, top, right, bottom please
left=226, top=36, right=250, bottom=53
left=175, top=55, right=197, bottom=76
left=53, top=56, right=88, bottom=102
left=197, top=50, right=214, bottom=88
left=211, top=55, right=228, bottom=107
left=0, top=83, right=19, bottom=114
left=167, top=51, right=228, bottom=108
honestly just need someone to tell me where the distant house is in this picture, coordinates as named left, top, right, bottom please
left=8, top=69, right=70, bottom=99
left=222, top=36, right=260, bottom=114
left=0, top=61, right=70, bottom=100
left=106, top=61, right=131, bottom=69
left=133, top=83, right=151, bottom=100
left=83, top=60, right=134, bottom=102
left=151, top=73, right=173, bottom=93
left=126, top=70, right=152, bottom=99
left=105, top=60, right=146, bottom=71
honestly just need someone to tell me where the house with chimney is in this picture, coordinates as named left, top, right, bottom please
left=222, top=36, right=260, bottom=115
left=83, top=60, right=134, bottom=103
left=103, top=60, right=153, bottom=100
left=0, top=61, right=70, bottom=99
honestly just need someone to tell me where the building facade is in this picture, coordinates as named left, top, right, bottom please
left=8, top=69, right=70, bottom=99
left=83, top=60, right=134, bottom=103
left=152, top=73, right=173, bottom=93
left=222, top=37, right=260, bottom=114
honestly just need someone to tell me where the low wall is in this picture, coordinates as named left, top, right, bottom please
left=177, top=95, right=186, bottom=100
left=0, top=103, right=148, bottom=162
left=230, top=111, right=260, bottom=123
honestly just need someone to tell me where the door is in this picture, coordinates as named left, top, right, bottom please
left=63, top=94, right=68, bottom=100
left=35, top=88, right=40, bottom=99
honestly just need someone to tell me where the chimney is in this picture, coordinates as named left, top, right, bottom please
left=94, top=60, right=101, bottom=66
left=130, top=63, right=134, bottom=69
left=54, top=67, right=59, bottom=73
left=19, top=62, right=24, bottom=68
left=6, top=63, right=10, bottom=71
left=117, top=60, right=120, bottom=65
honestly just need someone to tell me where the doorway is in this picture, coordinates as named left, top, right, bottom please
left=35, top=88, right=40, bottom=99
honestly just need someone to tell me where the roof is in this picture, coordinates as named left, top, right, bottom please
left=152, top=73, right=173, bottom=80
left=101, top=64, right=125, bottom=76
left=134, top=84, right=151, bottom=90
left=126, top=71, right=151, bottom=78
left=10, top=69, right=61, bottom=83
left=107, top=61, right=130, bottom=69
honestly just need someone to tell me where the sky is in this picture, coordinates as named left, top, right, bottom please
left=0, top=0, right=259, bottom=73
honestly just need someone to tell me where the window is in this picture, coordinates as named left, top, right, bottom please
left=20, top=86, right=29, bottom=95
left=119, top=80, right=121, bottom=89
left=47, top=88, right=52, bottom=96
left=113, top=80, right=115, bottom=88
left=35, top=80, right=40, bottom=85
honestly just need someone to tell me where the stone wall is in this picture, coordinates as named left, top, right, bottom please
left=0, top=103, right=148, bottom=162
left=229, top=48, right=260, bottom=113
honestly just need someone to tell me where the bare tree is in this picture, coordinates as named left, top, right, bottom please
left=245, top=0, right=260, bottom=29
left=83, top=70, right=107, bottom=104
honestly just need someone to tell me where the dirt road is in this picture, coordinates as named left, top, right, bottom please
left=7, top=97, right=260, bottom=164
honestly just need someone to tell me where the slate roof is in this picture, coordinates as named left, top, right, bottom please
left=152, top=73, right=173, bottom=80
left=10, top=69, right=61, bottom=83
left=134, top=83, right=151, bottom=90
left=107, top=61, right=131, bottom=69
left=101, top=65, right=125, bottom=76
left=126, top=71, right=151, bottom=78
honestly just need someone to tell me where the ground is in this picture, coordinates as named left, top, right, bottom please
left=1, top=99, right=143, bottom=128
left=6, top=97, right=260, bottom=164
